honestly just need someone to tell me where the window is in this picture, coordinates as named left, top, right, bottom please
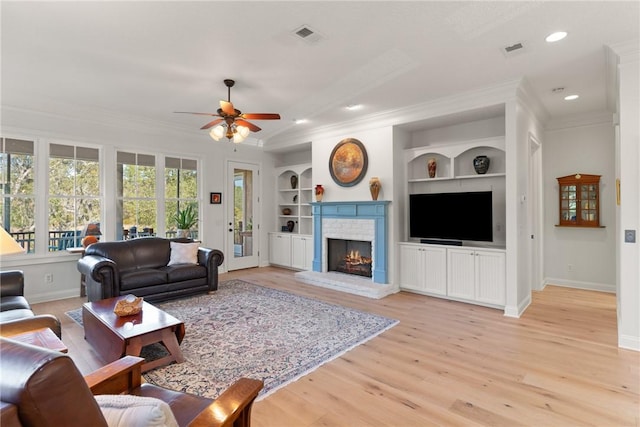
left=48, top=144, right=101, bottom=251
left=117, top=152, right=156, bottom=239
left=1, top=138, right=36, bottom=252
left=165, top=157, right=198, bottom=239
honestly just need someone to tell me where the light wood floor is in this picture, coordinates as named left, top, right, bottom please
left=33, top=267, right=639, bottom=426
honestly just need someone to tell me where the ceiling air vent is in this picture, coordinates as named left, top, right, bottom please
left=502, top=42, right=527, bottom=57
left=291, top=25, right=323, bottom=44
left=296, top=27, right=314, bottom=38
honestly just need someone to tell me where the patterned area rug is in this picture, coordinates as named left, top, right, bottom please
left=67, top=279, right=398, bottom=400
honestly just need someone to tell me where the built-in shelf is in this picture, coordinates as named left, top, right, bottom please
left=275, top=163, right=312, bottom=235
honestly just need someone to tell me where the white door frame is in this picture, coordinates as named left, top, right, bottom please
left=226, top=161, right=260, bottom=271
left=528, top=133, right=544, bottom=291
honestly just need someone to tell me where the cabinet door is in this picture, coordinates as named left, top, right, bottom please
left=422, top=246, right=447, bottom=295
left=399, top=245, right=425, bottom=291
left=447, top=248, right=476, bottom=300
left=269, top=233, right=291, bottom=267
left=291, top=235, right=313, bottom=270
left=475, top=250, right=505, bottom=305
left=399, top=245, right=447, bottom=295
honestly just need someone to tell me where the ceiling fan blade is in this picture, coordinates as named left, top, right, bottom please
left=236, top=119, right=262, bottom=132
left=241, top=113, right=281, bottom=120
left=220, top=100, right=235, bottom=116
left=200, top=118, right=224, bottom=130
left=174, top=111, right=219, bottom=116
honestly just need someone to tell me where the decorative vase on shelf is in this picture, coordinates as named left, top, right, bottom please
left=286, top=220, right=295, bottom=233
left=315, top=184, right=324, bottom=202
left=290, top=175, right=298, bottom=189
left=427, top=158, right=437, bottom=178
left=473, top=155, right=490, bottom=174
left=369, top=177, right=381, bottom=201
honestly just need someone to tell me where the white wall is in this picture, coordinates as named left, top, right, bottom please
left=613, top=42, right=640, bottom=351
left=410, top=116, right=505, bottom=147
left=543, top=122, right=616, bottom=291
left=312, top=126, right=397, bottom=284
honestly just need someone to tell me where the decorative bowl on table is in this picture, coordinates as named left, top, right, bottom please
left=113, top=295, right=143, bottom=317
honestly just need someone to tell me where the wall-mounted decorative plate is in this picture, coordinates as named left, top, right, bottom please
left=329, top=138, right=368, bottom=187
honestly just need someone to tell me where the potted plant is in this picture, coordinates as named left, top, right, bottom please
left=173, top=205, right=198, bottom=238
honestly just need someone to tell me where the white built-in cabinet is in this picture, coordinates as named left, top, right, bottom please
left=400, top=134, right=507, bottom=309
left=398, top=244, right=447, bottom=295
left=291, top=235, right=313, bottom=270
left=268, top=232, right=313, bottom=270
left=398, top=243, right=506, bottom=309
left=275, top=163, right=313, bottom=235
left=269, top=163, right=314, bottom=270
left=269, top=232, right=291, bottom=267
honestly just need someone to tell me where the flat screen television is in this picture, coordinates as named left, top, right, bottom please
left=409, top=191, right=493, bottom=243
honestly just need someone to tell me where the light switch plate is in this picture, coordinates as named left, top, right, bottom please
left=624, top=229, right=636, bottom=243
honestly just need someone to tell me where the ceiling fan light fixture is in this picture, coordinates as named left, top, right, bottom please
left=234, top=125, right=250, bottom=143
left=209, top=125, right=225, bottom=141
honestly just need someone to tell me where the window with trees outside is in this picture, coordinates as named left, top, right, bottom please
left=117, top=152, right=157, bottom=240
left=1, top=138, right=36, bottom=253
left=165, top=157, right=198, bottom=239
left=48, top=143, right=101, bottom=251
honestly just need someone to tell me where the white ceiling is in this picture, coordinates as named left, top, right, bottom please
left=2, top=1, right=638, bottom=149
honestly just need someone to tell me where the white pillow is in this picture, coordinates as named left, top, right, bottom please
left=167, top=242, right=199, bottom=266
left=95, top=394, right=179, bottom=427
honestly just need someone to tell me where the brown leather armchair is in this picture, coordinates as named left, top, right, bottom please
left=0, top=270, right=62, bottom=338
left=0, top=337, right=263, bottom=427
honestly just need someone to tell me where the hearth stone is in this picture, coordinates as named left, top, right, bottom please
left=295, top=271, right=399, bottom=299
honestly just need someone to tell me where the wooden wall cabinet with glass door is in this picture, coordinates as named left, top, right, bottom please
left=557, top=174, right=601, bottom=227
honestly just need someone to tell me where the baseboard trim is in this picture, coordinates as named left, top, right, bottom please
left=504, top=294, right=531, bottom=318
left=619, top=334, right=640, bottom=352
left=544, top=277, right=615, bottom=293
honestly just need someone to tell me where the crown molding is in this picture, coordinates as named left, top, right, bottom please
left=544, top=110, right=614, bottom=132
left=608, top=39, right=640, bottom=63
left=264, top=79, right=521, bottom=151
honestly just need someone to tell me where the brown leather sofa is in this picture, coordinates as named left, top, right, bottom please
left=77, top=237, right=224, bottom=303
left=0, top=337, right=263, bottom=427
left=0, top=270, right=62, bottom=339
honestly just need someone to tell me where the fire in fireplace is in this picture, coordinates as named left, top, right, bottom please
left=327, top=239, right=372, bottom=278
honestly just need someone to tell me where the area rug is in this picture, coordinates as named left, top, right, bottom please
left=66, top=279, right=398, bottom=400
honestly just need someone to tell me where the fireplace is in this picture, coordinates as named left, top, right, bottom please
left=328, top=239, right=372, bottom=278
left=295, top=200, right=398, bottom=299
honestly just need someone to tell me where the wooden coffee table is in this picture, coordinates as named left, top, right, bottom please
left=82, top=296, right=186, bottom=372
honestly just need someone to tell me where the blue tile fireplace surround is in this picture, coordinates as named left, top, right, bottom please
left=310, top=201, right=390, bottom=284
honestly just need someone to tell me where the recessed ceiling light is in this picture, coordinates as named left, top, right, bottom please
left=293, top=119, right=307, bottom=124
left=546, top=31, right=567, bottom=43
left=345, top=104, right=362, bottom=111
left=564, top=94, right=579, bottom=101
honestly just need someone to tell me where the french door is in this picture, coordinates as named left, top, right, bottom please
left=226, top=161, right=260, bottom=271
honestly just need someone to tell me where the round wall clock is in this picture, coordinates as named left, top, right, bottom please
left=329, top=138, right=368, bottom=187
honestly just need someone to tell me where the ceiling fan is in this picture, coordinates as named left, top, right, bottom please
left=176, top=79, right=281, bottom=143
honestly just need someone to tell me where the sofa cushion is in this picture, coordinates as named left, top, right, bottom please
left=167, top=242, right=199, bottom=266
left=0, top=296, right=30, bottom=312
left=162, top=264, right=207, bottom=283
left=120, top=269, right=168, bottom=291
left=95, top=394, right=178, bottom=427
